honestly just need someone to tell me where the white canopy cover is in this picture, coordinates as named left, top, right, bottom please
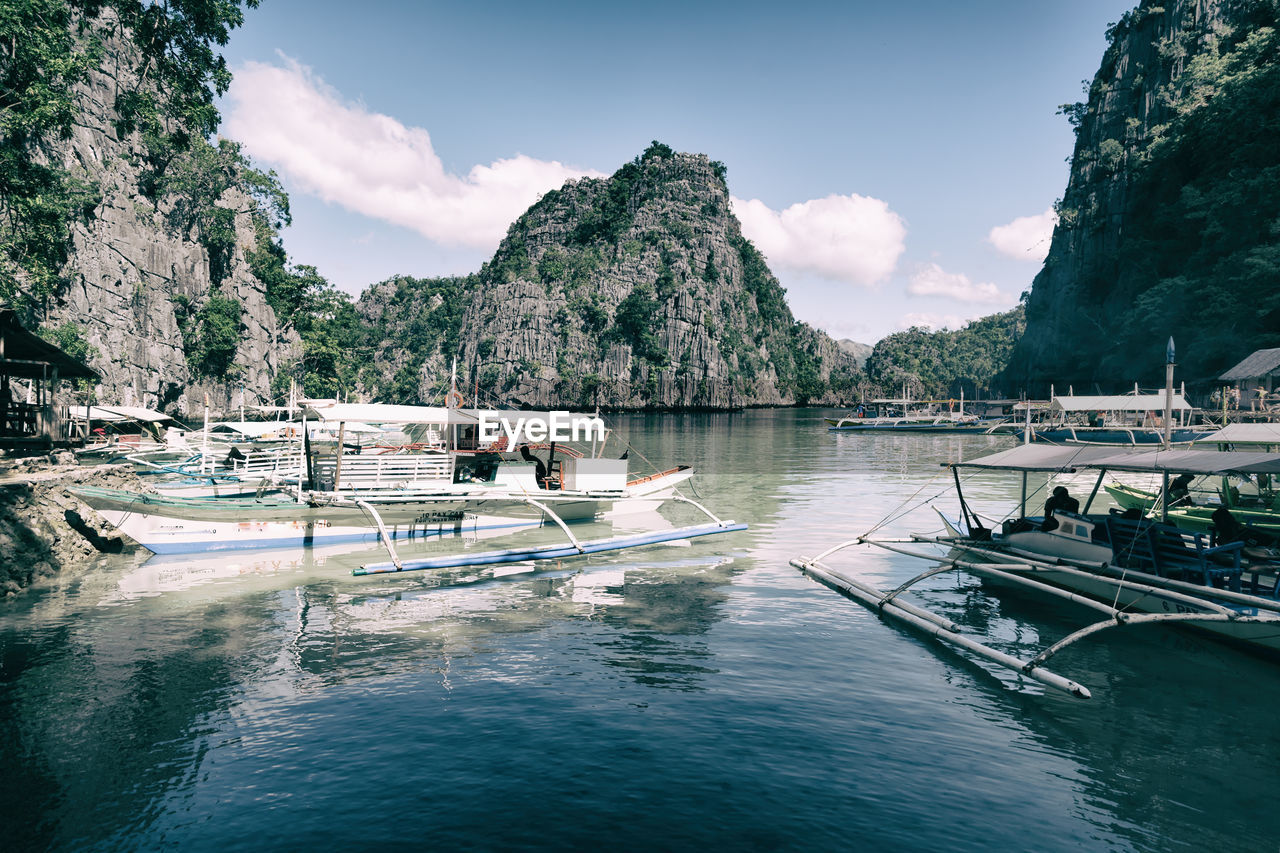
left=1194, top=422, right=1280, bottom=445
left=302, top=402, right=451, bottom=425
left=1049, top=394, right=1191, bottom=413
left=207, top=421, right=293, bottom=437
left=952, top=444, right=1280, bottom=476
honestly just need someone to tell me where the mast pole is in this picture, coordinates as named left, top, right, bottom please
left=1163, top=337, right=1175, bottom=450
left=202, top=392, right=210, bottom=475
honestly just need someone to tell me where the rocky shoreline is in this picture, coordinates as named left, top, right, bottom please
left=0, top=455, right=147, bottom=597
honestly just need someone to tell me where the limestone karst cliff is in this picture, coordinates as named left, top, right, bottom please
left=3, top=6, right=296, bottom=414
left=360, top=144, right=861, bottom=409
left=1006, top=0, right=1280, bottom=390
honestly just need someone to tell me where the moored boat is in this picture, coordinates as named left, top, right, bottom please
left=73, top=402, right=742, bottom=570
left=790, top=443, right=1280, bottom=698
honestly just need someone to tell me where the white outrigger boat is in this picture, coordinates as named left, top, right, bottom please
left=791, top=443, right=1280, bottom=699
left=73, top=402, right=745, bottom=573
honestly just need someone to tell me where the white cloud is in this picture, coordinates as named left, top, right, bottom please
left=987, top=207, right=1057, bottom=262
left=906, top=262, right=1003, bottom=303
left=224, top=57, right=603, bottom=249
left=731, top=194, right=906, bottom=286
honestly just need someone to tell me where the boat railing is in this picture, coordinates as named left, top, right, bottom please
left=312, top=451, right=453, bottom=490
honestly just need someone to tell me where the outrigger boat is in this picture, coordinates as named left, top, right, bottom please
left=1099, top=422, right=1280, bottom=534
left=827, top=393, right=1003, bottom=433
left=790, top=443, right=1280, bottom=699
left=990, top=393, right=1216, bottom=446
left=73, top=402, right=745, bottom=573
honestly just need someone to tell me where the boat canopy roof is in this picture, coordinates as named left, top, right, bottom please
left=302, top=403, right=609, bottom=430
left=70, top=405, right=173, bottom=423
left=950, top=444, right=1280, bottom=475
left=947, top=444, right=1126, bottom=473
left=207, top=421, right=293, bottom=437
left=303, top=402, right=451, bottom=425
left=1194, top=422, right=1280, bottom=445
left=1080, top=449, right=1280, bottom=475
left=1048, top=394, right=1191, bottom=413
left=449, top=408, right=608, bottom=427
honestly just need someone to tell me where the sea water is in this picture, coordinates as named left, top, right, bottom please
left=2, top=409, right=1278, bottom=851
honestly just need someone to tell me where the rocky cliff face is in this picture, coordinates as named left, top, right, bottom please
left=362, top=146, right=860, bottom=409
left=1007, top=0, right=1279, bottom=390
left=32, top=25, right=294, bottom=414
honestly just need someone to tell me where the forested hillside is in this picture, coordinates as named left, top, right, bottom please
left=866, top=307, right=1025, bottom=399
left=1006, top=0, right=1280, bottom=390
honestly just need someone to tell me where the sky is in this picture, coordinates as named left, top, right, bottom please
left=217, top=0, right=1136, bottom=345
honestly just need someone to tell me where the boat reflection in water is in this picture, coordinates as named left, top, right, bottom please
left=101, top=509, right=730, bottom=615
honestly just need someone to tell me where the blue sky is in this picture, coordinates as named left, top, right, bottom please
left=218, top=0, right=1136, bottom=343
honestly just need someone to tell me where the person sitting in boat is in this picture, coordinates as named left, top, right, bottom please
left=221, top=445, right=247, bottom=468
left=1168, top=473, right=1195, bottom=507
left=519, top=444, right=549, bottom=488
left=1041, top=486, right=1080, bottom=531
left=1211, top=505, right=1279, bottom=548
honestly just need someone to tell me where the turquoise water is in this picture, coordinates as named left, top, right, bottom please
left=3, top=409, right=1280, bottom=851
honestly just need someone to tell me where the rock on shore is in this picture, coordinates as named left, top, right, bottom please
left=0, top=457, right=146, bottom=596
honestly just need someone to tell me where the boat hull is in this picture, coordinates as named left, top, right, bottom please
left=72, top=465, right=698, bottom=555
left=827, top=419, right=1000, bottom=433
left=948, top=537, right=1280, bottom=654
left=1031, top=426, right=1209, bottom=445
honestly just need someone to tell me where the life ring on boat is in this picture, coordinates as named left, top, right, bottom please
left=445, top=389, right=465, bottom=408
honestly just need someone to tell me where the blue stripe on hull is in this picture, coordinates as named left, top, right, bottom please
left=143, top=520, right=539, bottom=555
left=356, top=521, right=749, bottom=575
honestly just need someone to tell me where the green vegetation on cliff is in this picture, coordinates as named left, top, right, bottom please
left=349, top=142, right=862, bottom=409
left=1011, top=0, right=1280, bottom=388
left=0, top=0, right=260, bottom=305
left=868, top=307, right=1025, bottom=399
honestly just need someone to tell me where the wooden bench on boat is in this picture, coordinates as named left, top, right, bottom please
left=1104, top=513, right=1245, bottom=592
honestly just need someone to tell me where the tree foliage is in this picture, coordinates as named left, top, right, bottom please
left=1015, top=1, right=1280, bottom=388
left=0, top=0, right=258, bottom=304
left=869, top=307, right=1026, bottom=398
left=180, top=293, right=242, bottom=378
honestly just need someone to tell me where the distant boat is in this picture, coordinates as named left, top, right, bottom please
left=827, top=396, right=1005, bottom=434
left=991, top=393, right=1217, bottom=446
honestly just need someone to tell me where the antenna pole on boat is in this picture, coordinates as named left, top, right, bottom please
left=202, top=392, right=210, bottom=476
left=296, top=409, right=305, bottom=502
left=1023, top=392, right=1031, bottom=445
left=1163, top=337, right=1175, bottom=450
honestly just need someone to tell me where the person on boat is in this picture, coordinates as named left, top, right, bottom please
left=1168, top=473, right=1195, bottom=507
left=519, top=444, right=549, bottom=488
left=1041, top=486, right=1080, bottom=531
left=1211, top=505, right=1279, bottom=548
